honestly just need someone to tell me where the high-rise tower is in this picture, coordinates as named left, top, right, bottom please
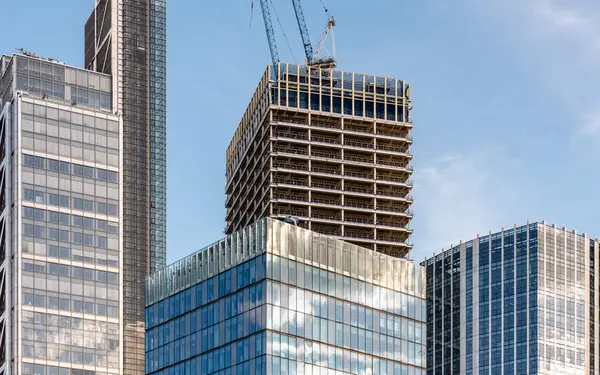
left=0, top=53, right=123, bottom=375
left=226, top=63, right=413, bottom=258
left=145, top=218, right=427, bottom=374
left=423, top=222, right=598, bottom=374
left=84, top=1, right=167, bottom=373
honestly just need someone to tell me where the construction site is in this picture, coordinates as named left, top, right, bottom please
left=225, top=1, right=414, bottom=258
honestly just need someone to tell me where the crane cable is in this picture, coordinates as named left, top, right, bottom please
left=269, top=0, right=298, bottom=63
left=249, top=1, right=254, bottom=28
left=319, top=0, right=329, bottom=13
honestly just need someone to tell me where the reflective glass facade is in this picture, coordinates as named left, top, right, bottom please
left=424, top=222, right=599, bottom=375
left=146, top=218, right=426, bottom=375
left=0, top=54, right=122, bottom=375
left=85, top=1, right=168, bottom=373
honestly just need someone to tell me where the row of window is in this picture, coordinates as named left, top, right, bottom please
left=24, top=242, right=119, bottom=267
left=23, top=260, right=118, bottom=283
left=22, top=102, right=117, bottom=131
left=23, top=362, right=110, bottom=375
left=23, top=310, right=119, bottom=335
left=267, top=281, right=424, bottom=341
left=146, top=255, right=266, bottom=328
left=270, top=254, right=425, bottom=322
left=148, top=303, right=265, bottom=369
left=22, top=342, right=118, bottom=369
left=272, top=89, right=408, bottom=123
left=16, top=74, right=111, bottom=110
left=23, top=188, right=118, bottom=216
left=23, top=223, right=116, bottom=249
left=23, top=153, right=119, bottom=183
left=267, top=304, right=424, bottom=367
left=147, top=332, right=265, bottom=374
left=23, top=326, right=118, bottom=351
left=23, top=291, right=119, bottom=317
left=147, top=282, right=265, bottom=351
left=268, top=331, right=424, bottom=375
left=24, top=206, right=119, bottom=233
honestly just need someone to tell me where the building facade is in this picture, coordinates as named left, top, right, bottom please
left=84, top=1, right=167, bottom=373
left=423, top=222, right=598, bottom=375
left=145, top=218, right=426, bottom=374
left=0, top=54, right=123, bottom=375
left=225, top=63, right=414, bottom=258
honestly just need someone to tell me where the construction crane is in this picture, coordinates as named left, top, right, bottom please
left=303, top=16, right=336, bottom=69
left=258, top=0, right=280, bottom=67
left=256, top=0, right=336, bottom=69
left=291, top=0, right=315, bottom=64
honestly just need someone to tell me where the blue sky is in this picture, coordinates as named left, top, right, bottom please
left=4, top=0, right=600, bottom=264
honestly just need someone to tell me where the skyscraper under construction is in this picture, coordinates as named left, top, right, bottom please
left=226, top=63, right=413, bottom=258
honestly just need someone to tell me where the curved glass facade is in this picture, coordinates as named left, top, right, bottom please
left=424, top=222, right=596, bottom=375
left=146, top=218, right=426, bottom=374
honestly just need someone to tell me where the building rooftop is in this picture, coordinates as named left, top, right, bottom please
left=421, top=220, right=597, bottom=266
left=146, top=217, right=425, bottom=306
left=0, top=52, right=112, bottom=112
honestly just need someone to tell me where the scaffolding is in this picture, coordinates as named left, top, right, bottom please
left=226, top=63, right=414, bottom=258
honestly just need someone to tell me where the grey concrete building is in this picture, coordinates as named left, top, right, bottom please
left=226, top=63, right=414, bottom=258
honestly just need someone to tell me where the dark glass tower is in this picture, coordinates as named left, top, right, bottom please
left=85, top=1, right=167, bottom=374
left=423, top=222, right=598, bottom=374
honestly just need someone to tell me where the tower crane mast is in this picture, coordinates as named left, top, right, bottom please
left=290, top=0, right=315, bottom=65
left=258, top=0, right=280, bottom=67
left=255, top=0, right=336, bottom=70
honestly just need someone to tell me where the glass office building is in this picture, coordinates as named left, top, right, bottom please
left=423, top=221, right=599, bottom=375
left=0, top=54, right=123, bottom=375
left=85, top=1, right=167, bottom=373
left=145, top=218, right=426, bottom=375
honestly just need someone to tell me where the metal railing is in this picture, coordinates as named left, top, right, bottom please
left=273, top=118, right=308, bottom=126
left=344, top=184, right=374, bottom=194
left=274, top=145, right=309, bottom=156
left=274, top=161, right=309, bottom=171
left=311, top=225, right=341, bottom=236
left=312, top=134, right=341, bottom=144
left=312, top=165, right=341, bottom=175
left=376, top=143, right=410, bottom=153
left=345, top=230, right=374, bottom=240
left=344, top=170, right=374, bottom=179
left=344, top=123, right=374, bottom=134
left=345, top=214, right=374, bottom=225
left=376, top=174, right=411, bottom=184
left=376, top=159, right=410, bottom=168
left=344, top=154, right=374, bottom=164
left=274, top=176, right=309, bottom=186
left=311, top=180, right=341, bottom=190
left=275, top=130, right=308, bottom=140
left=344, top=139, right=374, bottom=149
left=376, top=129, right=412, bottom=139
left=311, top=195, right=341, bottom=205
left=311, top=120, right=341, bottom=129
left=376, top=233, right=408, bottom=242
left=344, top=200, right=374, bottom=210
left=312, top=149, right=341, bottom=159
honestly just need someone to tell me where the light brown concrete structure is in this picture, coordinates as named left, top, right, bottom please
left=226, top=63, right=414, bottom=258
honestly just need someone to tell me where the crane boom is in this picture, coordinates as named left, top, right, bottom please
left=291, top=0, right=314, bottom=64
left=258, top=0, right=280, bottom=66
left=304, top=16, right=336, bottom=68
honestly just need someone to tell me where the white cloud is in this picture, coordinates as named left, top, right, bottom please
left=476, top=0, right=600, bottom=136
left=411, top=150, right=524, bottom=262
left=578, top=109, right=600, bottom=135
